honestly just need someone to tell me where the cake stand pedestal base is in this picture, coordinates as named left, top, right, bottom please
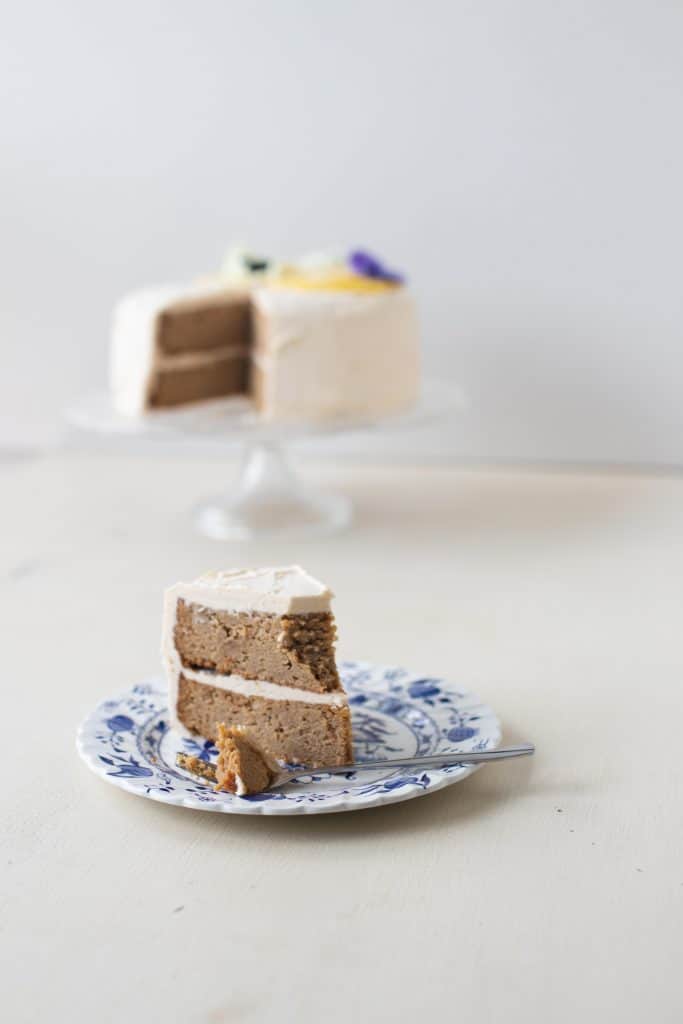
left=193, top=442, right=353, bottom=541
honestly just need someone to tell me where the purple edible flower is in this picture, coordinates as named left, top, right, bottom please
left=348, top=249, right=405, bottom=284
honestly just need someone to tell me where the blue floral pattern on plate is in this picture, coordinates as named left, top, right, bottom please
left=77, top=661, right=501, bottom=816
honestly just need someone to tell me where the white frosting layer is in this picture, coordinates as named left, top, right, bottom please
left=155, top=343, right=247, bottom=371
left=176, top=664, right=347, bottom=707
left=170, top=566, right=332, bottom=615
left=160, top=566, right=341, bottom=733
left=252, top=286, right=420, bottom=421
left=109, top=282, right=245, bottom=417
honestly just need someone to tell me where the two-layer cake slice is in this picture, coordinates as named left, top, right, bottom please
left=162, top=567, right=352, bottom=768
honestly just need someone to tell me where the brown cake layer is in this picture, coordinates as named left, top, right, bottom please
left=177, top=675, right=353, bottom=768
left=156, top=292, right=251, bottom=355
left=174, top=603, right=341, bottom=694
left=148, top=355, right=248, bottom=408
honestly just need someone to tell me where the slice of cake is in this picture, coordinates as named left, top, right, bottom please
left=162, top=566, right=353, bottom=768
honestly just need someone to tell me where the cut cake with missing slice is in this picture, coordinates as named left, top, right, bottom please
left=162, top=566, right=353, bottom=768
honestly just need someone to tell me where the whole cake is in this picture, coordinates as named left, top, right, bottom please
left=111, top=248, right=420, bottom=421
left=162, top=566, right=353, bottom=768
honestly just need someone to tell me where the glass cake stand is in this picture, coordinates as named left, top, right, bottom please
left=65, top=380, right=462, bottom=540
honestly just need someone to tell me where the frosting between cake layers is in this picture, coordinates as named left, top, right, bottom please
left=155, top=343, right=248, bottom=371
left=173, top=664, right=347, bottom=708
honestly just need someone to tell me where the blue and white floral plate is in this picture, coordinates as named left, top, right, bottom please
left=76, top=660, right=501, bottom=816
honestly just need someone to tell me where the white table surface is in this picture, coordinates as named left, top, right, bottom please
left=2, top=451, right=682, bottom=1024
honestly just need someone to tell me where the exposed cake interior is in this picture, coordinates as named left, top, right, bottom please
left=110, top=285, right=253, bottom=415
left=149, top=291, right=251, bottom=409
left=174, top=602, right=339, bottom=692
left=162, top=567, right=353, bottom=768
left=214, top=724, right=277, bottom=795
left=176, top=677, right=351, bottom=768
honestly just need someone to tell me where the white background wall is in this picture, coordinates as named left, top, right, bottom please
left=2, top=1, right=683, bottom=464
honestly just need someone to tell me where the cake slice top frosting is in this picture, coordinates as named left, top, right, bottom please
left=167, top=565, right=333, bottom=615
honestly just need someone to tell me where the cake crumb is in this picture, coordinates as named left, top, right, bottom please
left=215, top=724, right=278, bottom=796
left=177, top=752, right=217, bottom=783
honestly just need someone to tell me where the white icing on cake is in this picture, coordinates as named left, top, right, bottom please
left=161, top=566, right=341, bottom=733
left=178, top=566, right=333, bottom=614
left=252, top=286, right=420, bottom=421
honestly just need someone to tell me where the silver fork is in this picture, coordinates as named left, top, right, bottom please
left=177, top=742, right=534, bottom=790
left=271, top=742, right=534, bottom=788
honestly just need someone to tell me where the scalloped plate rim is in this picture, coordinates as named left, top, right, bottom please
left=76, top=660, right=502, bottom=816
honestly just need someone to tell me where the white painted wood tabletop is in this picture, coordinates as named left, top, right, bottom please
left=2, top=453, right=682, bottom=1024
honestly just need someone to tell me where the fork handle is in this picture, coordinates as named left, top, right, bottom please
left=287, top=742, right=535, bottom=779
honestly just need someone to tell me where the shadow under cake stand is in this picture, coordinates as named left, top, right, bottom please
left=65, top=380, right=461, bottom=540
